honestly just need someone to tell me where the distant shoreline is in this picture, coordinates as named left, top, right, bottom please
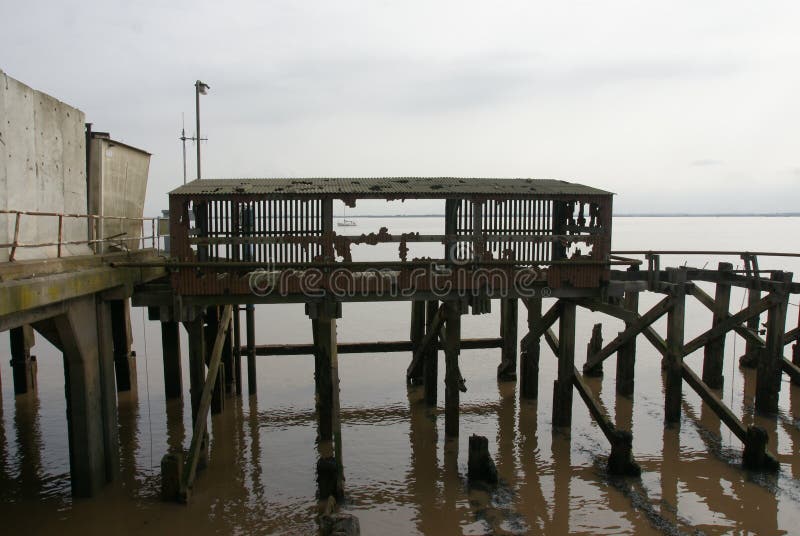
left=333, top=213, right=800, bottom=218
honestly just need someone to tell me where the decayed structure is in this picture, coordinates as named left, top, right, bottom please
left=124, top=177, right=800, bottom=502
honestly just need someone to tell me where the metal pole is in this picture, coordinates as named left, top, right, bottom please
left=195, top=81, right=201, bottom=180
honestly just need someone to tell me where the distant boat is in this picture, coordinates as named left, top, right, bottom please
left=337, top=219, right=356, bottom=227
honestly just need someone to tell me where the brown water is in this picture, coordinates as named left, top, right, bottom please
left=1, top=216, right=800, bottom=535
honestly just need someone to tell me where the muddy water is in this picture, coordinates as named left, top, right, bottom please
left=1, top=216, right=800, bottom=535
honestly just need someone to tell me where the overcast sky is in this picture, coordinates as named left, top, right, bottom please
left=2, top=1, right=799, bottom=215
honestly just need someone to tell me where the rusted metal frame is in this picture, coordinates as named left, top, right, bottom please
left=180, top=304, right=233, bottom=500
left=582, top=295, right=674, bottom=373
left=680, top=294, right=779, bottom=357
left=187, top=232, right=600, bottom=246
left=406, top=303, right=446, bottom=381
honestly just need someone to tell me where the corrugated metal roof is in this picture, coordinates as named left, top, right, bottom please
left=170, top=178, right=612, bottom=197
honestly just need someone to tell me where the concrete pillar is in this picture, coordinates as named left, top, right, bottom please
left=110, top=299, right=136, bottom=393
left=160, top=321, right=182, bottom=400
left=9, top=325, right=36, bottom=394
left=34, top=296, right=119, bottom=497
left=498, top=298, right=518, bottom=381
left=552, top=301, right=575, bottom=428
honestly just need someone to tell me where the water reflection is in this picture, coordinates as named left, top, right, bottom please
left=13, top=390, right=43, bottom=499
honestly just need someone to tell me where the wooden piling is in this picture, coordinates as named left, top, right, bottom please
left=160, top=320, right=182, bottom=400
left=520, top=295, right=542, bottom=400
left=186, top=316, right=206, bottom=423
left=616, top=279, right=639, bottom=396
left=498, top=298, right=518, bottom=381
left=222, top=318, right=235, bottom=396
left=423, top=300, right=439, bottom=406
left=110, top=299, right=136, bottom=392
left=246, top=304, right=257, bottom=396
left=444, top=301, right=462, bottom=438
left=552, top=301, right=576, bottom=428
left=741, top=255, right=763, bottom=368
left=583, top=323, right=603, bottom=377
left=793, top=304, right=800, bottom=385
left=665, top=269, right=686, bottom=426
left=204, top=307, right=224, bottom=414
left=233, top=308, right=242, bottom=396
left=756, top=271, right=792, bottom=414
left=408, top=301, right=426, bottom=384
left=312, top=309, right=340, bottom=441
left=703, top=262, right=732, bottom=389
left=9, top=325, right=36, bottom=395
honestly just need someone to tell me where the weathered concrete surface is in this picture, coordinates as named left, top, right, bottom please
left=0, top=69, right=89, bottom=261
left=88, top=133, right=150, bottom=252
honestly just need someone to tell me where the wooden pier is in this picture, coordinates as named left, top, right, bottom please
left=3, top=177, right=799, bottom=507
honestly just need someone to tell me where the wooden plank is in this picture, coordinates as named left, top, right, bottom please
left=245, top=337, right=503, bottom=356
left=583, top=295, right=673, bottom=373
left=572, top=298, right=638, bottom=323
left=781, top=358, right=800, bottom=384
left=180, top=304, right=233, bottom=500
left=544, top=328, right=559, bottom=356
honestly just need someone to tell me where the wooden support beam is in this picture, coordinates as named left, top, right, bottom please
left=245, top=337, right=502, bottom=356
left=233, top=308, right=242, bottom=396
left=185, top=316, right=206, bottom=424
left=689, top=284, right=764, bottom=348
left=742, top=255, right=762, bottom=368
left=552, top=301, right=575, bottom=428
left=584, top=323, right=604, bottom=377
left=498, top=298, right=518, bottom=381
left=756, top=272, right=792, bottom=414
left=544, top=328, right=559, bottom=356
left=406, top=304, right=445, bottom=382
left=444, top=301, right=462, bottom=438
left=246, top=304, right=257, bottom=396
left=573, top=367, right=641, bottom=476
left=665, top=270, right=686, bottom=426
left=521, top=301, right=561, bottom=347
left=160, top=320, right=182, bottom=400
left=681, top=294, right=778, bottom=358
left=583, top=295, right=673, bottom=373
left=178, top=304, right=233, bottom=501
left=205, top=308, right=224, bottom=415
left=520, top=295, right=542, bottom=400
left=681, top=361, right=778, bottom=471
left=702, top=262, right=733, bottom=389
left=423, top=300, right=440, bottom=406
left=616, top=282, right=640, bottom=396
left=408, top=301, right=426, bottom=384
left=9, top=324, right=36, bottom=395
left=110, top=299, right=136, bottom=393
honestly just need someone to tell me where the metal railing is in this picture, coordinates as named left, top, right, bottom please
left=0, top=209, right=165, bottom=261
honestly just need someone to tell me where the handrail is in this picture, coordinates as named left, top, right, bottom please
left=611, top=250, right=800, bottom=258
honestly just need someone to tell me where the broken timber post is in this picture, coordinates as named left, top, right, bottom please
left=520, top=295, right=542, bottom=399
left=246, top=304, right=257, bottom=396
left=177, top=304, right=233, bottom=502
left=423, top=300, right=440, bottom=406
left=444, top=300, right=463, bottom=438
left=702, top=262, right=732, bottom=389
left=110, top=298, right=136, bottom=392
left=616, top=276, right=639, bottom=396
left=665, top=269, right=686, bottom=426
left=9, top=324, right=36, bottom=394
left=467, top=434, right=498, bottom=486
left=498, top=298, right=518, bottom=381
left=584, top=323, right=604, bottom=377
left=755, top=271, right=792, bottom=414
left=552, top=300, right=576, bottom=428
left=161, top=319, right=182, bottom=400
left=408, top=300, right=426, bottom=384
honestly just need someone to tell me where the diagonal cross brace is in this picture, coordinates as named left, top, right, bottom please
left=689, top=285, right=765, bottom=348
left=520, top=301, right=561, bottom=350
left=573, top=298, right=667, bottom=357
left=583, top=296, right=674, bottom=373
left=180, top=304, right=233, bottom=500
left=406, top=303, right=445, bottom=380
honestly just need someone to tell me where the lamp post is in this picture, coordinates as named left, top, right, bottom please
left=195, top=80, right=210, bottom=180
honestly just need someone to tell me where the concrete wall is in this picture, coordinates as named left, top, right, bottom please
left=88, top=136, right=150, bottom=252
left=0, top=69, right=90, bottom=261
